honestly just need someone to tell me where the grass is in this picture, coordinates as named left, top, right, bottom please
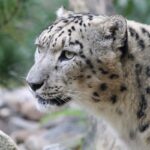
left=40, top=107, right=87, bottom=124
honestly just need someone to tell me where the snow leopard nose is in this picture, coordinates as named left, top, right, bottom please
left=27, top=81, right=44, bottom=91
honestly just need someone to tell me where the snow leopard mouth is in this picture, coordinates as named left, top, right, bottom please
left=36, top=95, right=71, bottom=106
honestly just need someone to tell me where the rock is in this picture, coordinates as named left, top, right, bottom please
left=0, top=118, right=12, bottom=134
left=0, top=108, right=11, bottom=118
left=0, top=99, right=7, bottom=109
left=20, top=100, right=44, bottom=121
left=11, top=129, right=46, bottom=144
left=2, top=87, right=44, bottom=121
left=8, top=116, right=40, bottom=131
left=25, top=116, right=87, bottom=150
left=43, top=144, right=67, bottom=150
left=11, top=130, right=32, bottom=144
left=24, top=132, right=47, bottom=150
left=0, top=130, right=18, bottom=150
left=18, top=144, right=27, bottom=150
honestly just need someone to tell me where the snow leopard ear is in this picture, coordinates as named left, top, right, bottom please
left=103, top=15, right=127, bottom=47
left=91, top=15, right=127, bottom=48
left=56, top=6, right=73, bottom=19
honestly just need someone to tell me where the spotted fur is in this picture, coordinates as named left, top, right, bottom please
left=27, top=8, right=150, bottom=150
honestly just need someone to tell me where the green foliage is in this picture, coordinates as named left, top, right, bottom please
left=0, top=0, right=68, bottom=87
left=40, top=108, right=86, bottom=124
left=114, top=0, right=150, bottom=23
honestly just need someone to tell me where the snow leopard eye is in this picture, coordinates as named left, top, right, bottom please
left=59, top=50, right=76, bottom=61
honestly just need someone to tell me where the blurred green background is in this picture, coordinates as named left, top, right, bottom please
left=0, top=0, right=150, bottom=87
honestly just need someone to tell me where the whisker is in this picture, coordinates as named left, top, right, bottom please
left=65, top=89, right=90, bottom=97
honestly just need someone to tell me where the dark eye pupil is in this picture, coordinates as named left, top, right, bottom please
left=59, top=51, right=74, bottom=61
